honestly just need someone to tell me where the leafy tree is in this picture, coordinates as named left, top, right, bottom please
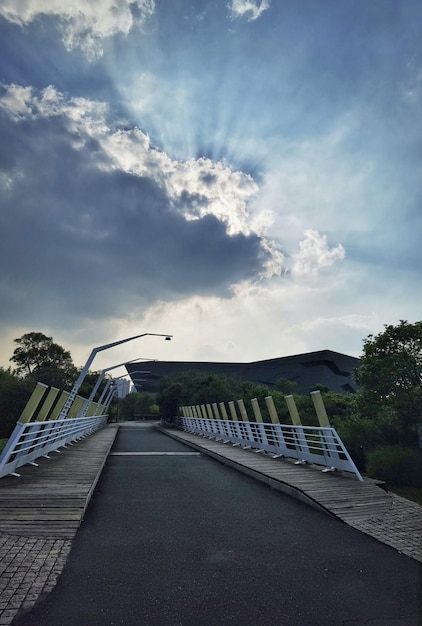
left=274, top=378, right=297, bottom=394
left=10, top=332, right=76, bottom=388
left=157, top=371, right=243, bottom=421
left=78, top=371, right=110, bottom=401
left=118, top=392, right=158, bottom=420
left=156, top=369, right=359, bottom=429
left=158, top=382, right=187, bottom=421
left=0, top=368, right=33, bottom=438
left=320, top=391, right=356, bottom=424
left=354, top=320, right=422, bottom=441
left=310, top=384, right=330, bottom=393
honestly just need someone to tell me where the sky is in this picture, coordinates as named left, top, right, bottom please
left=0, top=0, right=421, bottom=376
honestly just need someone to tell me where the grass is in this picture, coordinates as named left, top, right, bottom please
left=388, top=485, right=422, bottom=506
left=0, top=438, right=8, bottom=453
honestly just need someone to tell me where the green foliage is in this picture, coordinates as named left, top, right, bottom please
left=10, top=331, right=77, bottom=388
left=270, top=392, right=320, bottom=426
left=157, top=370, right=243, bottom=421
left=274, top=378, right=297, bottom=394
left=156, top=369, right=360, bottom=428
left=0, top=368, right=33, bottom=438
left=78, top=371, right=110, bottom=400
left=310, top=384, right=330, bottom=393
left=366, top=446, right=422, bottom=487
left=354, top=320, right=422, bottom=438
left=332, top=411, right=398, bottom=472
left=118, top=392, right=159, bottom=420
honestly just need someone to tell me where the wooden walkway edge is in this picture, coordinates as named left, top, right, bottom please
left=0, top=425, right=119, bottom=538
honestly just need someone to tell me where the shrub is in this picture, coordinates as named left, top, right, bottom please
left=366, top=445, right=422, bottom=487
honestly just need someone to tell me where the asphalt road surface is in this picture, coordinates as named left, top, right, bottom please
left=13, top=423, right=421, bottom=625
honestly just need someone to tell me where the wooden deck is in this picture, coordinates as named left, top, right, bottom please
left=0, top=425, right=118, bottom=538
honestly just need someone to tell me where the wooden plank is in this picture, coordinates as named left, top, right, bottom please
left=0, top=425, right=118, bottom=538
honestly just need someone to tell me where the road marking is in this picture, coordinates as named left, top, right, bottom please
left=110, top=452, right=202, bottom=456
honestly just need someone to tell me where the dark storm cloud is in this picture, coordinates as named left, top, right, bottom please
left=0, top=103, right=269, bottom=328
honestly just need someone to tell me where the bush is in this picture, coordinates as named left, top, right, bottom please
left=366, top=445, right=422, bottom=487
left=332, top=406, right=404, bottom=472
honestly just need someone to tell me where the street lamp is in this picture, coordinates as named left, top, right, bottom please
left=79, top=356, right=155, bottom=417
left=113, top=370, right=150, bottom=397
left=94, top=379, right=112, bottom=414
left=58, top=332, right=172, bottom=420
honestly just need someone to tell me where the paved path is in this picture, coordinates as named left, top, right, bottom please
left=160, top=426, right=422, bottom=563
left=9, top=423, right=422, bottom=625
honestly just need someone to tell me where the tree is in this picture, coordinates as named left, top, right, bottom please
left=10, top=332, right=76, bottom=388
left=274, top=378, right=297, bottom=394
left=157, top=371, right=243, bottom=421
left=118, top=392, right=159, bottom=421
left=0, top=368, right=33, bottom=438
left=354, top=320, right=422, bottom=441
left=78, top=371, right=110, bottom=401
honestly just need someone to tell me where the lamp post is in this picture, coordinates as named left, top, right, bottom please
left=79, top=356, right=155, bottom=417
left=58, top=332, right=172, bottom=420
left=113, top=370, right=150, bottom=397
left=95, top=379, right=112, bottom=414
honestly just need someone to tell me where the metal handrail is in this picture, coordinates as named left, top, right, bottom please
left=0, top=414, right=107, bottom=478
left=180, top=416, right=362, bottom=481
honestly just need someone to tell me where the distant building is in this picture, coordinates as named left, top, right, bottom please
left=114, top=378, right=130, bottom=399
left=126, top=349, right=360, bottom=395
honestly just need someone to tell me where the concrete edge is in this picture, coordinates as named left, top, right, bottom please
left=155, top=425, right=333, bottom=518
left=80, top=424, right=120, bottom=523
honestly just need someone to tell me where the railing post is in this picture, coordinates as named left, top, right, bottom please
left=284, top=395, right=310, bottom=462
left=206, top=404, right=216, bottom=437
left=20, top=383, right=49, bottom=423
left=251, top=398, right=268, bottom=450
left=237, top=399, right=254, bottom=446
left=228, top=401, right=242, bottom=444
left=265, top=395, right=287, bottom=457
left=311, top=391, right=340, bottom=467
left=14, top=383, right=49, bottom=464
left=0, top=383, right=108, bottom=479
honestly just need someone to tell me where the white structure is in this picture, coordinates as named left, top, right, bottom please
left=115, top=378, right=130, bottom=398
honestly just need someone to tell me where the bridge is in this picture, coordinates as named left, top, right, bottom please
left=0, top=418, right=421, bottom=625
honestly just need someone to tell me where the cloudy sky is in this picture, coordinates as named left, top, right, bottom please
left=0, top=0, right=421, bottom=374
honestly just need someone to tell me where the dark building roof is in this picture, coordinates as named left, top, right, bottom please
left=126, top=349, right=360, bottom=395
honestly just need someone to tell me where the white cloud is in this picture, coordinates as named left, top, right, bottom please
left=228, top=0, right=270, bottom=21
left=0, top=0, right=155, bottom=59
left=111, top=279, right=378, bottom=369
left=0, top=83, right=109, bottom=133
left=291, top=230, right=345, bottom=277
left=0, top=84, right=268, bottom=243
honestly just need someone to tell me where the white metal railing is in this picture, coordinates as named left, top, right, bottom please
left=179, top=416, right=363, bottom=481
left=0, top=414, right=108, bottom=478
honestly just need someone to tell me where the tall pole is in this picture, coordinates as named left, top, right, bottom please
left=112, top=370, right=150, bottom=398
left=94, top=379, right=112, bottom=415
left=79, top=357, right=153, bottom=417
left=58, top=332, right=172, bottom=420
